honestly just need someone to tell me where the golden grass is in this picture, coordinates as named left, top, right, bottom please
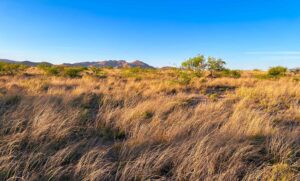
left=0, top=68, right=299, bottom=180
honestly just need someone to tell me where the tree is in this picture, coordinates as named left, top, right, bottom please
left=181, top=55, right=206, bottom=71
left=207, top=57, right=226, bottom=77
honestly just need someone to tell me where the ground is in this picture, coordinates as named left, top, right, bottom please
left=0, top=68, right=299, bottom=180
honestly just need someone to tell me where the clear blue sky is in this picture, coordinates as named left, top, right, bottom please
left=1, top=0, right=300, bottom=69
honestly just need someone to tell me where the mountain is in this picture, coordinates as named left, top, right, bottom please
left=0, top=59, right=154, bottom=68
left=63, top=60, right=154, bottom=68
left=0, top=59, right=52, bottom=66
left=0, top=59, right=16, bottom=63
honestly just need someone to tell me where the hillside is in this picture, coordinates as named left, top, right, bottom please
left=0, top=67, right=299, bottom=180
left=0, top=59, right=154, bottom=68
left=63, top=60, right=153, bottom=68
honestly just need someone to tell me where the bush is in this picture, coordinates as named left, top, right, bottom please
left=221, top=69, right=241, bottom=78
left=174, top=70, right=197, bottom=85
left=267, top=66, right=287, bottom=77
left=63, top=67, right=85, bottom=78
left=90, top=67, right=107, bottom=78
left=38, top=64, right=86, bottom=78
left=120, top=67, right=155, bottom=78
left=47, top=67, right=61, bottom=76
left=37, top=64, right=61, bottom=76
left=0, top=62, right=28, bottom=75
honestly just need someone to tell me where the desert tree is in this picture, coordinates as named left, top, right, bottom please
left=207, top=57, right=226, bottom=77
left=181, top=55, right=206, bottom=72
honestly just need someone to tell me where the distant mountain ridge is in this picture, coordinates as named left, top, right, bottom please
left=63, top=60, right=153, bottom=68
left=0, top=59, right=154, bottom=68
left=0, top=59, right=52, bottom=67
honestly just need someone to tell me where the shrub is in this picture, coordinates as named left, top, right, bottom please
left=121, top=67, right=146, bottom=78
left=0, top=62, right=28, bottom=75
left=38, top=64, right=61, bottom=76
left=89, top=67, right=107, bottom=78
left=37, top=63, right=52, bottom=70
left=267, top=66, right=287, bottom=77
left=47, top=66, right=61, bottom=76
left=221, top=69, right=241, bottom=78
left=63, top=67, right=85, bottom=78
left=176, top=70, right=194, bottom=85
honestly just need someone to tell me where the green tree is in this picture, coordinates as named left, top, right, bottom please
left=207, top=57, right=226, bottom=77
left=181, top=55, right=206, bottom=71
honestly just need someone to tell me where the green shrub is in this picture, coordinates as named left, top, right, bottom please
left=38, top=64, right=61, bottom=76
left=267, top=66, right=287, bottom=77
left=0, top=62, right=28, bottom=75
left=47, top=66, right=61, bottom=76
left=176, top=70, right=193, bottom=85
left=38, top=64, right=86, bottom=78
left=221, top=69, right=241, bottom=78
left=63, top=67, right=85, bottom=78
left=90, top=67, right=107, bottom=78
left=121, top=67, right=144, bottom=78
left=37, top=63, right=52, bottom=70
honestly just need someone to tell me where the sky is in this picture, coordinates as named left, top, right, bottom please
left=1, top=0, right=300, bottom=69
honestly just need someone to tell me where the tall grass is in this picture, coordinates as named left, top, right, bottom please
left=0, top=68, right=299, bottom=180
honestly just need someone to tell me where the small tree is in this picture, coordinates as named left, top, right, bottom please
left=181, top=55, right=206, bottom=71
left=268, top=66, right=287, bottom=77
left=207, top=57, right=226, bottom=77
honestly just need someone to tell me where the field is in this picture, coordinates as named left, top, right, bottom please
left=0, top=66, right=300, bottom=180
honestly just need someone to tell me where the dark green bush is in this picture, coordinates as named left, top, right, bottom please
left=63, top=67, right=85, bottom=78
left=221, top=69, right=241, bottom=78
left=38, top=64, right=86, bottom=78
left=267, top=66, right=287, bottom=77
left=47, top=67, right=61, bottom=76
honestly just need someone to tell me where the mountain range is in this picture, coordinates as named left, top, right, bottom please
left=0, top=59, right=154, bottom=68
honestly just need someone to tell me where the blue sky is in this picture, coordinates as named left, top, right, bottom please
left=1, top=0, right=300, bottom=69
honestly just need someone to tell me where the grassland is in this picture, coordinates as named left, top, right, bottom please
left=0, top=66, right=300, bottom=180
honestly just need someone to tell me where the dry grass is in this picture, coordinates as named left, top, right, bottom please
left=0, top=68, right=299, bottom=180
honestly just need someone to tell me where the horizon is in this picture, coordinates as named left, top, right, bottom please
left=1, top=57, right=299, bottom=70
left=1, top=0, right=300, bottom=69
